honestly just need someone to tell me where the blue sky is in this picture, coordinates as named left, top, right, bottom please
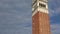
left=0, top=0, right=60, bottom=34
left=48, top=0, right=60, bottom=34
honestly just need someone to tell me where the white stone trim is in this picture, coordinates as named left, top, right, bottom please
left=32, top=7, right=49, bottom=16
left=38, top=7, right=49, bottom=14
left=32, top=1, right=49, bottom=16
left=39, top=1, right=46, bottom=5
left=32, top=8, right=38, bottom=16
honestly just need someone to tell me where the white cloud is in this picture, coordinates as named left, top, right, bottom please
left=49, top=7, right=60, bottom=17
left=48, top=0, right=60, bottom=17
left=0, top=0, right=32, bottom=34
left=0, top=0, right=32, bottom=25
left=51, top=24, right=60, bottom=34
left=49, top=9, right=55, bottom=17
left=55, top=7, right=60, bottom=15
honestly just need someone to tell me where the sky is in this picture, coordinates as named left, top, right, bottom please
left=0, top=0, right=60, bottom=34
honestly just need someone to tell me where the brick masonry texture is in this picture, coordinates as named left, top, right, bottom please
left=32, top=11, right=51, bottom=34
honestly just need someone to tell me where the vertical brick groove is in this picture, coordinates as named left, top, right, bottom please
left=32, top=11, right=51, bottom=34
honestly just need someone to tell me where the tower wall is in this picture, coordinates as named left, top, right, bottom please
left=32, top=0, right=51, bottom=34
left=39, top=11, right=51, bottom=34
left=32, top=11, right=39, bottom=34
left=32, top=11, right=51, bottom=34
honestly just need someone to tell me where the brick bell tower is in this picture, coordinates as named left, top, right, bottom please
left=32, top=0, right=51, bottom=34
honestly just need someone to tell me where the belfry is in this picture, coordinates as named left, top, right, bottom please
left=32, top=0, right=51, bottom=34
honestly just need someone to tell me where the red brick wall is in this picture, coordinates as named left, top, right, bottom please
left=39, top=12, right=51, bottom=34
left=32, top=11, right=51, bottom=34
left=32, top=11, right=39, bottom=34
